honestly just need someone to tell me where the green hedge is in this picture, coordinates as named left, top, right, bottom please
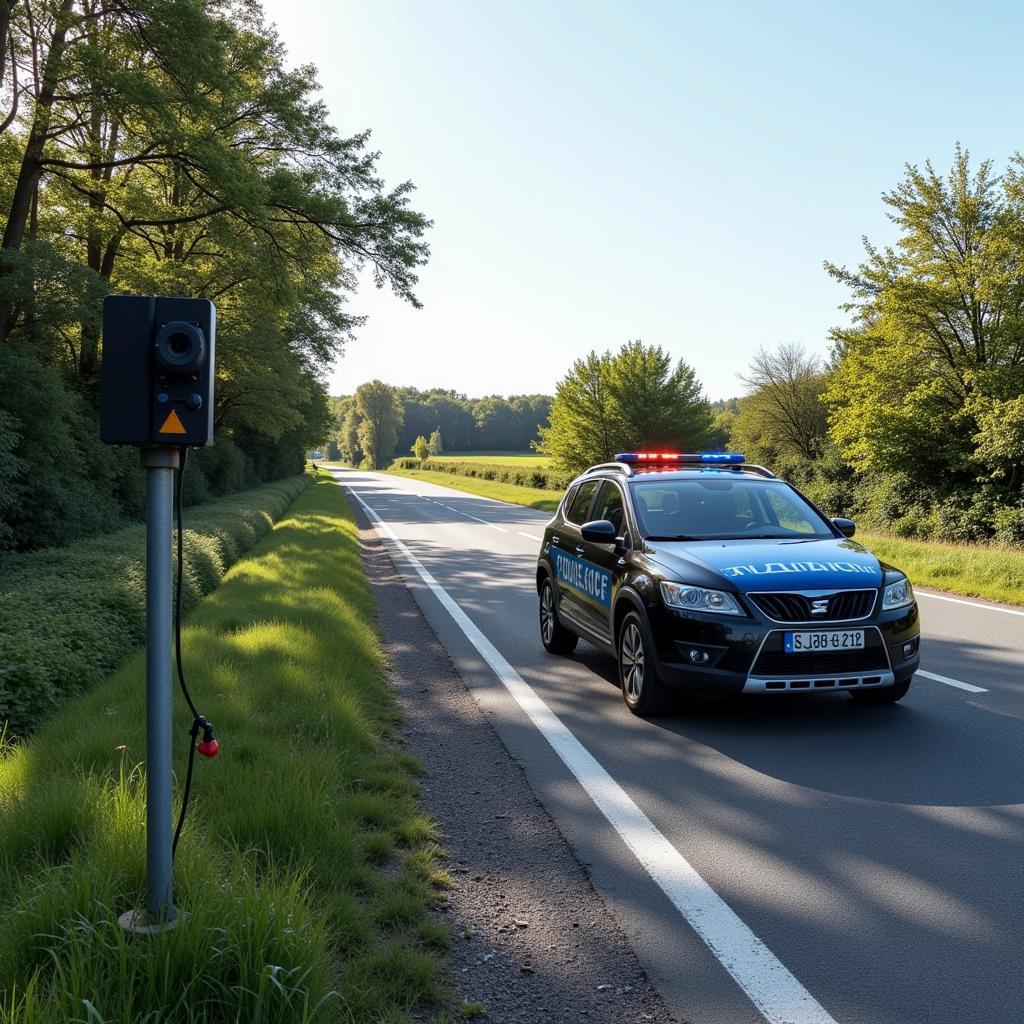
left=391, top=457, right=576, bottom=491
left=0, top=473, right=312, bottom=736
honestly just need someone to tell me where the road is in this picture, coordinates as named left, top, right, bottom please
left=330, top=467, right=1023, bottom=1024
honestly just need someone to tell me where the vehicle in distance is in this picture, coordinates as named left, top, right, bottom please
left=535, top=452, right=920, bottom=715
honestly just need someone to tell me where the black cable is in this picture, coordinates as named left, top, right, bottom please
left=172, top=449, right=205, bottom=859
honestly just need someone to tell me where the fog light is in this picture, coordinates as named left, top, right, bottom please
left=902, top=639, right=919, bottom=659
left=688, top=649, right=710, bottom=665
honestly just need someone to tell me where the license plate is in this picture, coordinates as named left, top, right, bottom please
left=784, top=630, right=865, bottom=653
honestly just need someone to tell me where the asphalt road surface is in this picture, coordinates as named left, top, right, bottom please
left=330, top=467, right=1023, bottom=1024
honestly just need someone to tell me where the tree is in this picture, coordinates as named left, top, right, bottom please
left=428, top=427, right=443, bottom=455
left=0, top=2, right=432, bottom=549
left=732, top=344, right=829, bottom=474
left=340, top=408, right=363, bottom=466
left=354, top=380, right=403, bottom=469
left=412, top=434, right=429, bottom=461
left=537, top=342, right=711, bottom=473
left=825, top=146, right=1024, bottom=484
left=605, top=340, right=710, bottom=451
left=535, top=351, right=616, bottom=471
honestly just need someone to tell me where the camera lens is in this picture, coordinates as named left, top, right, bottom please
left=154, top=321, right=205, bottom=374
left=167, top=332, right=191, bottom=357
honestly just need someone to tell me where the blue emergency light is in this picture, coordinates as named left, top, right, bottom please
left=614, top=451, right=746, bottom=464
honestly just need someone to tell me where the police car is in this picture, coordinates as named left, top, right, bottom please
left=536, top=452, right=920, bottom=715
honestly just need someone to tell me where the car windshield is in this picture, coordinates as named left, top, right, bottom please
left=631, top=477, right=834, bottom=540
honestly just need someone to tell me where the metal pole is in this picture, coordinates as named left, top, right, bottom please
left=140, top=446, right=180, bottom=924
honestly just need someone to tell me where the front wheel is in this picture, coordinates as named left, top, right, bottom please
left=850, top=676, right=912, bottom=704
left=618, top=611, right=671, bottom=716
left=539, top=577, right=578, bottom=654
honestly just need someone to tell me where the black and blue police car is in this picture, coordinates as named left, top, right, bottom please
left=535, top=452, right=920, bottom=715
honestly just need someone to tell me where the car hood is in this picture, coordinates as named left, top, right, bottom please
left=646, top=537, right=884, bottom=593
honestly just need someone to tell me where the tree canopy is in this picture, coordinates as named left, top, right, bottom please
left=824, top=145, right=1024, bottom=484
left=0, top=0, right=429, bottom=550
left=537, top=341, right=712, bottom=473
left=731, top=343, right=829, bottom=479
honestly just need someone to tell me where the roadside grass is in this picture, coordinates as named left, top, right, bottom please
left=383, top=467, right=563, bottom=512
left=858, top=531, right=1024, bottom=607
left=0, top=474, right=448, bottom=1023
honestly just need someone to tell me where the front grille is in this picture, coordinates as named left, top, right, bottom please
left=749, top=590, right=876, bottom=622
left=751, top=629, right=889, bottom=676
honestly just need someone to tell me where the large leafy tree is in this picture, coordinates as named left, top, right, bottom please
left=538, top=341, right=711, bottom=473
left=354, top=379, right=403, bottom=469
left=825, top=146, right=1024, bottom=484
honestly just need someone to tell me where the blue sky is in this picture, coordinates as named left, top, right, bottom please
left=259, top=0, right=1024, bottom=400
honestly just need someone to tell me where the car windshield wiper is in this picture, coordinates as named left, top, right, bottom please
left=644, top=534, right=702, bottom=541
left=741, top=533, right=828, bottom=540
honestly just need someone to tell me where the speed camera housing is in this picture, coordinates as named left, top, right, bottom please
left=100, top=296, right=216, bottom=447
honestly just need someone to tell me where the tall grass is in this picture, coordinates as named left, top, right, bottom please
left=0, top=474, right=447, bottom=1022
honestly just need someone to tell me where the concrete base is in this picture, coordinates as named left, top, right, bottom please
left=117, top=908, right=181, bottom=935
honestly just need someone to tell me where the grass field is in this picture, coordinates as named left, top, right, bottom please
left=0, top=473, right=448, bottom=1023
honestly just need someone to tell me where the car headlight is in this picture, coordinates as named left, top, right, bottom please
left=882, top=578, right=915, bottom=610
left=660, top=582, right=743, bottom=616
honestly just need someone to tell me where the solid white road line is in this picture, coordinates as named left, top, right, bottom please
left=916, top=589, right=1024, bottom=618
left=342, top=478, right=839, bottom=1024
left=518, top=531, right=542, bottom=542
left=917, top=669, right=988, bottom=694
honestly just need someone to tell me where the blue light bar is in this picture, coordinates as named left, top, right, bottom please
left=614, top=451, right=746, bottom=464
left=698, top=452, right=745, bottom=463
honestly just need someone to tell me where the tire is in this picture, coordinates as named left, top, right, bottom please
left=617, top=610, right=672, bottom=716
left=539, top=576, right=578, bottom=655
left=849, top=675, right=912, bottom=704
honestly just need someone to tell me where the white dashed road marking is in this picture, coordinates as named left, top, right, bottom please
left=419, top=493, right=508, bottom=532
left=917, top=669, right=988, bottom=694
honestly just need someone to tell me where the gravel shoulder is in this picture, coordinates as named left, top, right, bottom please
left=357, top=518, right=681, bottom=1024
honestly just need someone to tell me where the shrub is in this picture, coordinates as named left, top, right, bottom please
left=0, top=474, right=312, bottom=736
left=993, top=503, right=1024, bottom=544
left=930, top=491, right=996, bottom=543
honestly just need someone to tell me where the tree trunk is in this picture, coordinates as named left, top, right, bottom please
left=0, top=2, right=16, bottom=85
left=0, top=0, right=76, bottom=342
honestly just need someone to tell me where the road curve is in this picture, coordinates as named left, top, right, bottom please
left=331, top=467, right=1023, bottom=1024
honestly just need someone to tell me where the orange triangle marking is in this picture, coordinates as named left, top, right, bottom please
left=158, top=409, right=187, bottom=435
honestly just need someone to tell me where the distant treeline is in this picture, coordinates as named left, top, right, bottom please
left=328, top=388, right=552, bottom=463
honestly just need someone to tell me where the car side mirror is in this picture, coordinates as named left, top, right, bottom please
left=581, top=519, right=618, bottom=544
left=832, top=517, right=856, bottom=538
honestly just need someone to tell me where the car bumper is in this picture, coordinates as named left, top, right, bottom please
left=648, top=602, right=920, bottom=696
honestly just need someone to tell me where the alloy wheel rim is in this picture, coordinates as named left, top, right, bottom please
left=621, top=622, right=644, bottom=701
left=541, top=584, right=554, bottom=643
